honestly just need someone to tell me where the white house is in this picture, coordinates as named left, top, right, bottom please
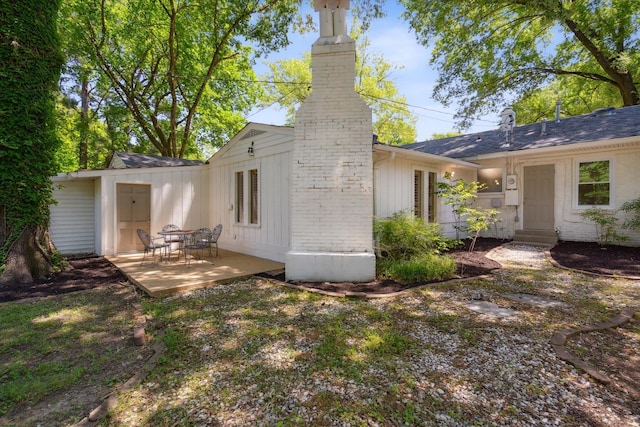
left=49, top=1, right=640, bottom=282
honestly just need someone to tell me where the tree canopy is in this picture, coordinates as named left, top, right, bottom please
left=60, top=0, right=300, bottom=159
left=402, top=0, right=640, bottom=128
left=261, top=25, right=417, bottom=145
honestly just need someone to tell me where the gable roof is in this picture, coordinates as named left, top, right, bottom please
left=403, top=105, right=640, bottom=159
left=108, top=151, right=204, bottom=169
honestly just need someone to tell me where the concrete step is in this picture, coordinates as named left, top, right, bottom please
left=513, top=230, right=558, bottom=245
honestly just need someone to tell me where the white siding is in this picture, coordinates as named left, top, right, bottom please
left=97, top=167, right=208, bottom=255
left=374, top=154, right=476, bottom=239
left=471, top=143, right=640, bottom=245
left=50, top=179, right=96, bottom=254
left=208, top=125, right=293, bottom=262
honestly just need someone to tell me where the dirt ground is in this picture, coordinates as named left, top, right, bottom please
left=1, top=239, right=638, bottom=302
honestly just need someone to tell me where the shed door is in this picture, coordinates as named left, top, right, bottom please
left=523, top=165, right=554, bottom=230
left=117, top=184, right=150, bottom=252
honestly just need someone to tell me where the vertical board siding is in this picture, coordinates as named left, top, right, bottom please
left=208, top=127, right=293, bottom=262
left=51, top=179, right=96, bottom=254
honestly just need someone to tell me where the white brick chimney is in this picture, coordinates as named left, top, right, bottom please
left=285, top=0, right=375, bottom=282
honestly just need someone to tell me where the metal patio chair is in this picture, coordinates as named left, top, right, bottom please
left=137, top=229, right=169, bottom=266
left=183, top=230, right=211, bottom=267
left=209, top=224, right=223, bottom=258
left=161, top=224, right=183, bottom=260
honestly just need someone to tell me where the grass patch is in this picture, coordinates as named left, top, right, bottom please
left=0, top=286, right=149, bottom=425
left=378, top=253, right=456, bottom=283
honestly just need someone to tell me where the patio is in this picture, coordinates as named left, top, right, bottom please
left=107, top=249, right=284, bottom=297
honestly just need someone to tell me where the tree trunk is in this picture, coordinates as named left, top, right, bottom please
left=0, top=225, right=56, bottom=285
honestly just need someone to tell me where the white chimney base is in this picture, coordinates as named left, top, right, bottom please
left=286, top=251, right=376, bottom=282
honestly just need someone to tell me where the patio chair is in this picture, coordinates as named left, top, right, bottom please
left=183, top=230, right=212, bottom=267
left=209, top=224, right=223, bottom=258
left=161, top=224, right=183, bottom=260
left=137, top=229, right=170, bottom=266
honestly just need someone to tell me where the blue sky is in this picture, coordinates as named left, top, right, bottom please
left=247, top=1, right=499, bottom=141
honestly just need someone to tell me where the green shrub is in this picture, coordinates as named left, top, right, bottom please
left=621, top=197, right=640, bottom=232
left=580, top=208, right=629, bottom=246
left=374, top=212, right=452, bottom=261
left=378, top=253, right=456, bottom=283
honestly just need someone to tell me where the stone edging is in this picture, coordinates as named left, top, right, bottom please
left=550, top=306, right=638, bottom=384
left=73, top=340, right=166, bottom=426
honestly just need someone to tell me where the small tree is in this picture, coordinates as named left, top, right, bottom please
left=436, top=172, right=484, bottom=240
left=620, top=197, right=640, bottom=233
left=465, top=207, right=499, bottom=252
left=580, top=208, right=628, bottom=246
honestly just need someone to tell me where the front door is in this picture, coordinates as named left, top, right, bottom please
left=117, top=184, right=151, bottom=252
left=523, top=165, right=554, bottom=230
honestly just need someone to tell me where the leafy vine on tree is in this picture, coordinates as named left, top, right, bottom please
left=0, top=0, right=64, bottom=283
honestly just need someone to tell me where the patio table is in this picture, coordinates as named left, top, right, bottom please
left=157, top=229, right=194, bottom=262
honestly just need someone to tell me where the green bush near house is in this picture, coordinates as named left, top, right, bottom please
left=580, top=208, right=629, bottom=246
left=621, top=196, right=640, bottom=233
left=373, top=212, right=452, bottom=261
left=374, top=212, right=456, bottom=282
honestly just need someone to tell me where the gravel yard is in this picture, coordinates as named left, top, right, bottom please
left=99, top=245, right=639, bottom=426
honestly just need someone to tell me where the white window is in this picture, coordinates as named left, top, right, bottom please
left=413, top=170, right=437, bottom=222
left=577, top=160, right=610, bottom=206
left=477, top=168, right=503, bottom=193
left=235, top=168, right=259, bottom=225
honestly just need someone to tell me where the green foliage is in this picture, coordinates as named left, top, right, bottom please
left=402, top=0, right=640, bottom=128
left=261, top=22, right=417, bottom=145
left=59, top=0, right=300, bottom=159
left=436, top=172, right=484, bottom=240
left=0, top=0, right=63, bottom=258
left=512, top=77, right=622, bottom=124
left=373, top=212, right=451, bottom=261
left=377, top=253, right=456, bottom=283
left=465, top=207, right=500, bottom=251
left=580, top=208, right=629, bottom=246
left=620, top=197, right=640, bottom=233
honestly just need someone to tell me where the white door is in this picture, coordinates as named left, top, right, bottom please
left=117, top=184, right=151, bottom=252
left=523, top=165, right=554, bottom=230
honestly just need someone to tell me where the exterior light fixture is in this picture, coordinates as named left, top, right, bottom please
left=248, top=141, right=254, bottom=156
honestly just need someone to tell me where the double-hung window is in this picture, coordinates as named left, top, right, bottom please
left=577, top=160, right=610, bottom=206
left=235, top=168, right=259, bottom=225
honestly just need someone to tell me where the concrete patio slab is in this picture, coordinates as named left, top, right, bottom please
left=108, top=249, right=284, bottom=297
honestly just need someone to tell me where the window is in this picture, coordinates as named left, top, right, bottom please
left=235, top=168, right=259, bottom=225
left=249, top=169, right=259, bottom=224
left=235, top=171, right=244, bottom=223
left=414, top=170, right=437, bottom=222
left=428, top=172, right=437, bottom=223
left=578, top=160, right=610, bottom=206
left=414, top=170, right=424, bottom=218
left=477, top=168, right=503, bottom=193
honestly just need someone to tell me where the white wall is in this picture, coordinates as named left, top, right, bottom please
left=208, top=125, right=293, bottom=262
left=50, top=179, right=96, bottom=255
left=373, top=152, right=476, bottom=239
left=471, top=142, right=640, bottom=245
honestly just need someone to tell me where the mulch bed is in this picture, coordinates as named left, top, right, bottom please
left=0, top=256, right=128, bottom=303
left=549, top=241, right=640, bottom=277
left=1, top=239, right=638, bottom=302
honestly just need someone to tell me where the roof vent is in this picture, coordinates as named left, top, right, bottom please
left=591, top=107, right=615, bottom=117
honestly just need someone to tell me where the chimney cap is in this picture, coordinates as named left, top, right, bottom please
left=314, top=0, right=350, bottom=11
